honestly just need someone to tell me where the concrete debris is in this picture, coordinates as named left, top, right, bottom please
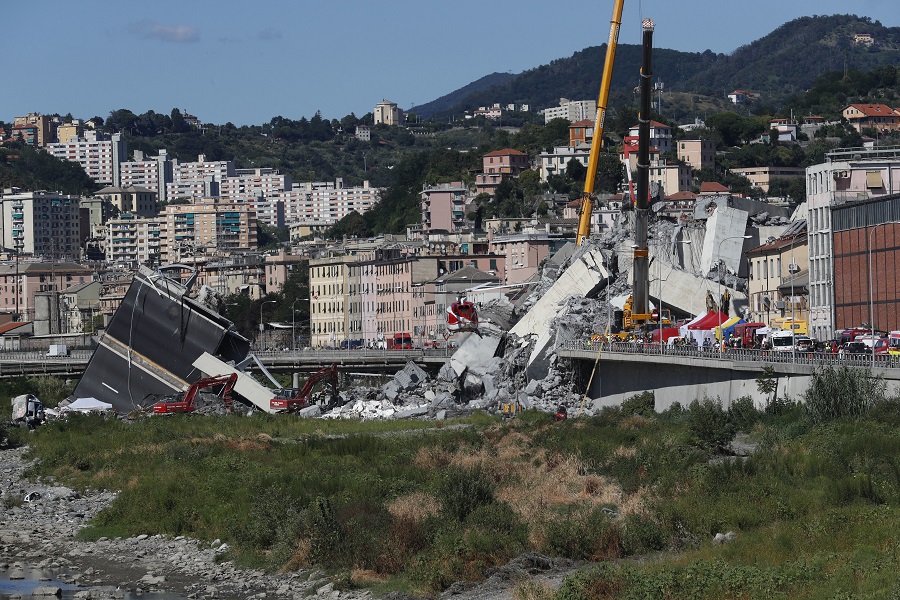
left=394, top=361, right=429, bottom=390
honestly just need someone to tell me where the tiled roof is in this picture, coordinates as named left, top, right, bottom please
left=484, top=148, right=527, bottom=157
left=845, top=103, right=896, bottom=117
left=699, top=181, right=730, bottom=193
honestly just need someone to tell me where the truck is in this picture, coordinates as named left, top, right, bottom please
left=768, top=330, right=795, bottom=352
left=890, top=331, right=900, bottom=356
left=733, top=322, right=766, bottom=348
left=388, top=332, right=413, bottom=350
left=10, top=394, right=44, bottom=428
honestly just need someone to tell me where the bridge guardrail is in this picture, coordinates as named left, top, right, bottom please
left=558, top=340, right=900, bottom=369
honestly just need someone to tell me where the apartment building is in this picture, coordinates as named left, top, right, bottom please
left=44, top=132, right=126, bottom=186
left=538, top=146, right=591, bottom=182
left=475, top=148, right=531, bottom=197
left=161, top=198, right=257, bottom=263
left=119, top=149, right=173, bottom=205
left=806, top=146, right=900, bottom=341
left=728, top=166, right=804, bottom=193
left=106, top=215, right=163, bottom=267
left=93, top=186, right=158, bottom=217
left=0, top=261, right=93, bottom=322
left=490, top=233, right=565, bottom=284
left=831, top=195, right=900, bottom=335
left=569, top=120, right=594, bottom=147
left=13, top=113, right=53, bottom=147
left=421, top=182, right=469, bottom=233
left=627, top=121, right=674, bottom=154
left=745, top=222, right=808, bottom=327
left=677, top=139, right=715, bottom=172
left=0, top=189, right=81, bottom=260
left=841, top=103, right=900, bottom=133
left=540, top=98, right=596, bottom=124
left=274, top=179, right=379, bottom=225
left=308, top=254, right=354, bottom=347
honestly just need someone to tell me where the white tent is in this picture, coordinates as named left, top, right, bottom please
left=60, top=397, right=114, bottom=414
left=678, top=312, right=707, bottom=338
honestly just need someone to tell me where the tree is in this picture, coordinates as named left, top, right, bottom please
left=326, top=211, right=372, bottom=239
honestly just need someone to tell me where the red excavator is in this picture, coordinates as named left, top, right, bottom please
left=270, top=363, right=340, bottom=412
left=153, top=373, right=238, bottom=414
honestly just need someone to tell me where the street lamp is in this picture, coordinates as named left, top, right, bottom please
left=867, top=221, right=900, bottom=368
left=292, top=298, right=309, bottom=352
left=259, top=299, right=276, bottom=333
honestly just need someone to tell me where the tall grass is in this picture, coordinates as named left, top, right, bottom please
left=20, top=392, right=900, bottom=597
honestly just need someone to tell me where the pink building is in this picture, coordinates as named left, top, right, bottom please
left=421, top=182, right=468, bottom=233
left=475, top=149, right=531, bottom=197
left=489, top=234, right=559, bottom=284
left=0, top=261, right=93, bottom=321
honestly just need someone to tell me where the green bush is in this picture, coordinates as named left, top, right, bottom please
left=620, top=513, right=667, bottom=555
left=436, top=464, right=495, bottom=521
left=687, top=398, right=736, bottom=452
left=621, top=391, right=656, bottom=418
left=541, top=508, right=621, bottom=561
left=804, top=366, right=885, bottom=423
left=729, top=395, right=760, bottom=431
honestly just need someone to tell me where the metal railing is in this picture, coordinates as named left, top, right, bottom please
left=558, top=340, right=900, bottom=369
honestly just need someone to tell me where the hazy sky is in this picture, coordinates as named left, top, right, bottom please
left=4, top=0, right=896, bottom=126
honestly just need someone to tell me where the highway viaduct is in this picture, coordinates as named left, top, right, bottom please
left=5, top=345, right=900, bottom=411
left=557, top=341, right=900, bottom=409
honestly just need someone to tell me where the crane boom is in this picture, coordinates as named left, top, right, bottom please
left=576, top=0, right=625, bottom=246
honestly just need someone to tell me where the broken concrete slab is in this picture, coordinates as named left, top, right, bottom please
left=450, top=332, right=502, bottom=377
left=72, top=266, right=251, bottom=414
left=193, top=352, right=276, bottom=414
left=394, top=361, right=428, bottom=390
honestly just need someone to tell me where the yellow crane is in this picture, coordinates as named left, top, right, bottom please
left=575, top=0, right=625, bottom=246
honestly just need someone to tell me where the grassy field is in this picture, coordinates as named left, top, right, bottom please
left=9, top=367, right=900, bottom=598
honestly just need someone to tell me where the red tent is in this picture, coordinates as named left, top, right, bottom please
left=687, top=311, right=728, bottom=330
left=651, top=327, right=682, bottom=342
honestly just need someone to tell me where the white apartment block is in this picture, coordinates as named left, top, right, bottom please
left=119, top=149, right=173, bottom=205
left=0, top=189, right=81, bottom=260
left=44, top=132, right=126, bottom=186
left=540, top=98, right=596, bottom=124
left=106, top=215, right=162, bottom=267
left=538, top=146, right=591, bottom=182
left=272, top=179, right=380, bottom=224
left=806, top=146, right=900, bottom=342
left=219, top=168, right=291, bottom=203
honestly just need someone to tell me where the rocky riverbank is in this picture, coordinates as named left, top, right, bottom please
left=1, top=445, right=579, bottom=600
left=0, top=445, right=373, bottom=600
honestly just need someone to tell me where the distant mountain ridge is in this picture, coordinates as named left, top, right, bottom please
left=414, top=14, right=900, bottom=120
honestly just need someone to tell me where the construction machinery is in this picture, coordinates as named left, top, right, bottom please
left=576, top=0, right=625, bottom=246
left=270, top=363, right=340, bottom=412
left=153, top=373, right=238, bottom=414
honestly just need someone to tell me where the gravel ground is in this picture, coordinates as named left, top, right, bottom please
left=0, top=445, right=582, bottom=600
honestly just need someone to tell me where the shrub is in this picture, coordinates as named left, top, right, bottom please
left=620, top=513, right=667, bottom=555
left=729, top=395, right=760, bottom=432
left=687, top=398, right=736, bottom=452
left=541, top=508, right=621, bottom=561
left=621, top=391, right=656, bottom=418
left=436, top=464, right=495, bottom=521
left=803, top=366, right=885, bottom=423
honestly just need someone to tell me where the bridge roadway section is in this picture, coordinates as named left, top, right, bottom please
left=0, top=348, right=454, bottom=380
left=557, top=341, right=900, bottom=409
left=5, top=345, right=900, bottom=410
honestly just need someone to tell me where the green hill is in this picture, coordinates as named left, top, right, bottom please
left=417, top=14, right=900, bottom=120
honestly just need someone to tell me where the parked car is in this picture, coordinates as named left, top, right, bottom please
left=795, top=337, right=816, bottom=353
left=842, top=341, right=869, bottom=354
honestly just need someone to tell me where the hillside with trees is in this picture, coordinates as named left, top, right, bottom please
left=418, top=15, right=900, bottom=122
